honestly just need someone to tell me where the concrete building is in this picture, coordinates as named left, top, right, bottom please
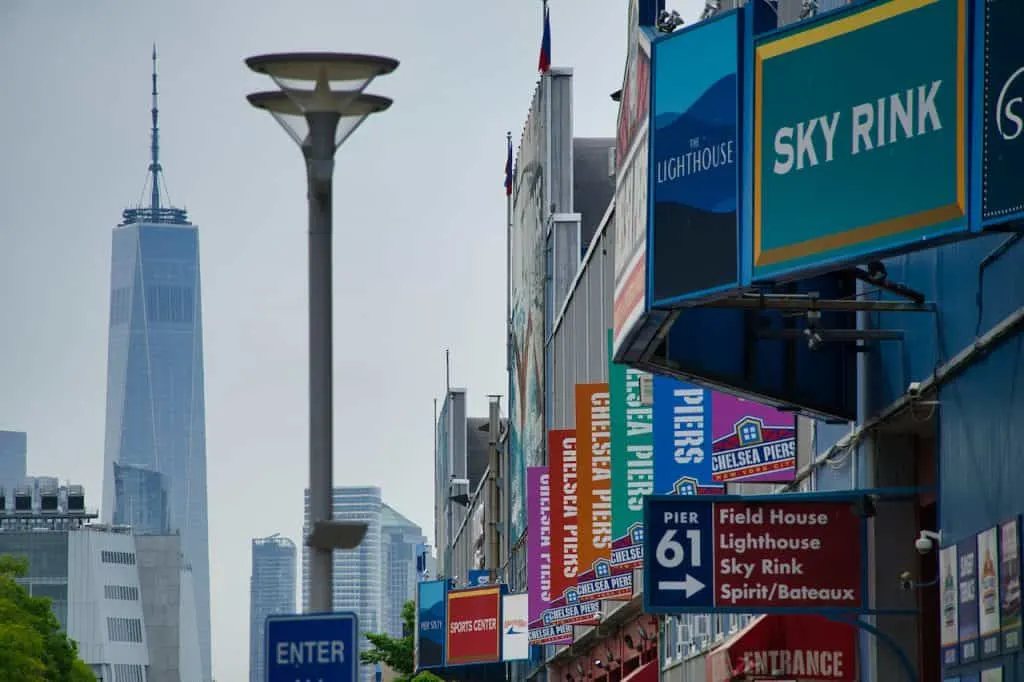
left=249, top=535, right=297, bottom=682
left=0, top=480, right=201, bottom=682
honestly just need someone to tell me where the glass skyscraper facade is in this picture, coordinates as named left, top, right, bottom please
left=99, top=48, right=213, bottom=681
left=249, top=535, right=297, bottom=682
left=303, top=487, right=383, bottom=682
left=0, top=430, right=27, bottom=495
left=101, top=215, right=212, bottom=681
left=381, top=504, right=426, bottom=638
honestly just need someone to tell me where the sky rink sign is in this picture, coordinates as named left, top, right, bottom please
left=643, top=495, right=864, bottom=614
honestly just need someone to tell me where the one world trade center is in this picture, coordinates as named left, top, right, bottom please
left=101, top=48, right=212, bottom=681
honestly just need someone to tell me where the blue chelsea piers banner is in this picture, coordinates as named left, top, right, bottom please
left=751, top=0, right=968, bottom=282
left=648, top=10, right=742, bottom=305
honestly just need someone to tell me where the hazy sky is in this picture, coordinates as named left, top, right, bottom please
left=0, top=1, right=702, bottom=679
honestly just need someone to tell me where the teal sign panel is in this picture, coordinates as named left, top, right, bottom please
left=751, top=0, right=968, bottom=282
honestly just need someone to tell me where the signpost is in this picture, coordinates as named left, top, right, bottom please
left=643, top=495, right=864, bottom=614
left=266, top=612, right=358, bottom=682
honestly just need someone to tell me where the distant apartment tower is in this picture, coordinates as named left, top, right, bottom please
left=381, top=505, right=426, bottom=638
left=0, top=430, right=27, bottom=493
left=249, top=535, right=297, bottom=682
left=303, top=487, right=383, bottom=682
left=100, top=48, right=212, bottom=680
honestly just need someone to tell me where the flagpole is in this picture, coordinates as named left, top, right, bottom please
left=505, top=131, right=513, bottom=375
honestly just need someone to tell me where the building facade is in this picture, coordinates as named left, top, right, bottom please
left=100, top=51, right=212, bottom=681
left=303, top=486, right=383, bottom=682
left=0, top=482, right=201, bottom=682
left=0, top=429, right=27, bottom=494
left=249, top=535, right=297, bottom=682
left=380, top=505, right=426, bottom=638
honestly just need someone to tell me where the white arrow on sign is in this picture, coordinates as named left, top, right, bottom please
left=658, top=574, right=705, bottom=598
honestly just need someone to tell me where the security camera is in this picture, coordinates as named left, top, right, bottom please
left=908, top=381, right=923, bottom=398
left=915, top=530, right=941, bottom=555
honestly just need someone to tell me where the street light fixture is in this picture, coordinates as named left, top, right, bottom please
left=245, top=52, right=398, bottom=615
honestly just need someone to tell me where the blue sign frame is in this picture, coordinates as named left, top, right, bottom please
left=266, top=612, right=359, bottom=682
left=646, top=8, right=745, bottom=306
left=643, top=492, right=882, bottom=615
left=741, top=0, right=973, bottom=285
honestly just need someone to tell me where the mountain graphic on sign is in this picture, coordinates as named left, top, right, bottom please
left=506, top=625, right=525, bottom=635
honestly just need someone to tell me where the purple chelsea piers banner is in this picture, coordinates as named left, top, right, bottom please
left=710, top=393, right=796, bottom=483
left=527, top=466, right=552, bottom=622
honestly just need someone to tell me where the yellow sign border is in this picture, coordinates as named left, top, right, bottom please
left=752, top=0, right=966, bottom=270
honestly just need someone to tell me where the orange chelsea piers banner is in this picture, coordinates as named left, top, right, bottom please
left=575, top=383, right=612, bottom=574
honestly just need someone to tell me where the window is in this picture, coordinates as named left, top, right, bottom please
left=110, top=287, right=132, bottom=326
left=100, top=550, right=136, bottom=566
left=113, top=663, right=146, bottom=682
left=107, top=617, right=144, bottom=643
left=104, top=585, right=139, bottom=601
left=145, top=285, right=195, bottom=324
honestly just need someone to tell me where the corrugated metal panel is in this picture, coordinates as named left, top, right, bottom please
left=549, top=214, right=616, bottom=430
left=549, top=73, right=574, bottom=214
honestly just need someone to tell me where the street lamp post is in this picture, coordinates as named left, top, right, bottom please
left=245, top=52, right=398, bottom=614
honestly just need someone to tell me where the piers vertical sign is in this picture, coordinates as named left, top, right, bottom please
left=752, top=0, right=967, bottom=282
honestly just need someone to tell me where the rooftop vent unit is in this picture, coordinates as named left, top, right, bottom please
left=66, top=485, right=85, bottom=513
left=14, top=486, right=32, bottom=512
left=40, top=488, right=59, bottom=513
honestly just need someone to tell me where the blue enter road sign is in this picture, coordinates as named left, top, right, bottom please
left=266, top=612, right=358, bottom=682
left=643, top=498, right=716, bottom=612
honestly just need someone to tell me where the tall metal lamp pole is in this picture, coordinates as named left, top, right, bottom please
left=245, top=52, right=398, bottom=613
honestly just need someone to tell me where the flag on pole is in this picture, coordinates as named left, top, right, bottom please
left=505, top=134, right=514, bottom=196
left=538, top=2, right=551, bottom=74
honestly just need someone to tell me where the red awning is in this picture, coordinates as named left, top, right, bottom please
left=621, top=659, right=658, bottom=682
left=705, top=614, right=858, bottom=682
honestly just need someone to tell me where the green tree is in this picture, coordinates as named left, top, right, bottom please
left=360, top=600, right=445, bottom=682
left=0, top=555, right=96, bottom=682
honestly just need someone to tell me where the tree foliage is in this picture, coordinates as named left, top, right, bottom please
left=0, top=555, right=96, bottom=682
left=360, top=600, right=445, bottom=682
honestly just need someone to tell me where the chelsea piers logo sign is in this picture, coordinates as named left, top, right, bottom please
left=982, top=0, right=1024, bottom=222
left=996, top=67, right=1024, bottom=142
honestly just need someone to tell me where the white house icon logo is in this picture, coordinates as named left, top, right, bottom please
left=735, top=417, right=765, bottom=446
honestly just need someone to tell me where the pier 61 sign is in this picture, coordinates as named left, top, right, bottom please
left=752, top=0, right=967, bottom=282
left=643, top=495, right=864, bottom=614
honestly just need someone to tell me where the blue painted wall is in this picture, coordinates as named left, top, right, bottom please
left=864, top=232, right=1024, bottom=678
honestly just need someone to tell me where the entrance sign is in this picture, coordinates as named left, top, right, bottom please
left=643, top=495, right=863, bottom=614
left=751, top=0, right=967, bottom=282
left=266, top=612, right=358, bottom=682
left=977, top=0, right=1024, bottom=224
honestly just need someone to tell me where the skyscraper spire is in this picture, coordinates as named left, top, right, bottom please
left=149, top=44, right=161, bottom=212
left=122, top=45, right=188, bottom=226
